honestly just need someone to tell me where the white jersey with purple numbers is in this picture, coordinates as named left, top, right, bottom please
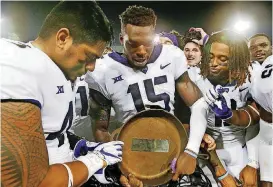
left=0, top=39, right=75, bottom=164
left=251, top=55, right=273, bottom=113
left=188, top=66, right=252, bottom=147
left=86, top=44, right=188, bottom=123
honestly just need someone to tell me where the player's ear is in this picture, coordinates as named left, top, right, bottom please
left=119, top=33, right=124, bottom=45
left=56, top=28, right=73, bottom=51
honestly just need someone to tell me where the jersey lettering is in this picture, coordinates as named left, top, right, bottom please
left=127, top=75, right=170, bottom=112
left=261, top=64, right=273, bottom=79
left=76, top=86, right=88, bottom=116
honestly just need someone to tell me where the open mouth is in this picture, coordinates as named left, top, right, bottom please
left=133, top=58, right=147, bottom=66
left=255, top=53, right=265, bottom=59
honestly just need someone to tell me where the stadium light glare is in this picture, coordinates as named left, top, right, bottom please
left=233, top=20, right=251, bottom=33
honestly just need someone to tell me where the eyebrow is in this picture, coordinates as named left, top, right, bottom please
left=251, top=42, right=269, bottom=47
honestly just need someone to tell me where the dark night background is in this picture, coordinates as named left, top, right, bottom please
left=1, top=1, right=272, bottom=49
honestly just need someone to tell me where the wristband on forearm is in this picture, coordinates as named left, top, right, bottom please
left=61, top=163, right=73, bottom=187
left=184, top=148, right=198, bottom=158
left=217, top=171, right=229, bottom=181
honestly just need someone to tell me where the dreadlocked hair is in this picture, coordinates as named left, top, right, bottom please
left=200, top=30, right=251, bottom=87
left=119, top=5, right=157, bottom=27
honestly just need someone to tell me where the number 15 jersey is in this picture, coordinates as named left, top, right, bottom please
left=86, top=44, right=188, bottom=123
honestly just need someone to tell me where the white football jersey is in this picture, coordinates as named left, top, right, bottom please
left=251, top=55, right=273, bottom=113
left=188, top=66, right=252, bottom=147
left=0, top=39, right=75, bottom=163
left=86, top=44, right=188, bottom=123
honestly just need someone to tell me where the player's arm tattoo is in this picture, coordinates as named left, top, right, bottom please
left=1, top=102, right=49, bottom=187
left=175, top=72, right=202, bottom=107
left=89, top=89, right=112, bottom=142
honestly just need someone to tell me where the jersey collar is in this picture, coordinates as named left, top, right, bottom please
left=108, top=44, right=163, bottom=68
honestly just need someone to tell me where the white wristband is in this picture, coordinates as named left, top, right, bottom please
left=218, top=171, right=228, bottom=181
left=76, top=152, right=104, bottom=180
left=184, top=148, right=198, bottom=158
left=61, top=164, right=73, bottom=187
left=239, top=109, right=252, bottom=128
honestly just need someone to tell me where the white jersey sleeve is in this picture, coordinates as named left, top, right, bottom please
left=1, top=39, right=43, bottom=107
left=251, top=55, right=273, bottom=113
left=85, top=59, right=111, bottom=100
left=166, top=45, right=188, bottom=80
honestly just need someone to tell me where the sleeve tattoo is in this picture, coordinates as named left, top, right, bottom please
left=1, top=102, right=49, bottom=187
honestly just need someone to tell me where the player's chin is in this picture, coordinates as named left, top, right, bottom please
left=132, top=59, right=148, bottom=68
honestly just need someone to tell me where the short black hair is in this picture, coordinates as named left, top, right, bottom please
left=200, top=30, right=250, bottom=87
left=249, top=33, right=272, bottom=45
left=119, top=5, right=157, bottom=28
left=39, top=1, right=113, bottom=45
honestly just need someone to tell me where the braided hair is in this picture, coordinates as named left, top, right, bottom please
left=200, top=30, right=251, bottom=86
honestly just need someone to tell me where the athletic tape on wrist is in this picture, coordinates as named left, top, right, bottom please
left=61, top=164, right=73, bottom=187
left=217, top=171, right=228, bottom=181
left=184, top=148, right=198, bottom=158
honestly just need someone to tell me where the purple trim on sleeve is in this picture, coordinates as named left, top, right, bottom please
left=1, top=99, right=41, bottom=109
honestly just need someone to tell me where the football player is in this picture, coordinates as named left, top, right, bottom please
left=1, top=1, right=124, bottom=187
left=249, top=34, right=272, bottom=65
left=86, top=5, right=217, bottom=185
left=251, top=55, right=273, bottom=187
left=194, top=30, right=260, bottom=186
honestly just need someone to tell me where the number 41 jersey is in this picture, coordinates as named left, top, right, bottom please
left=86, top=44, right=188, bottom=123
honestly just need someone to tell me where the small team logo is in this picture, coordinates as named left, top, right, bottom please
left=239, top=87, right=248, bottom=92
left=160, top=63, right=171, bottom=69
left=56, top=86, right=64, bottom=94
left=112, top=75, right=124, bottom=84
left=216, top=87, right=229, bottom=94
left=79, top=77, right=84, bottom=81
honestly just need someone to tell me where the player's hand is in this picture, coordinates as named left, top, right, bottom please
left=94, top=141, right=124, bottom=166
left=73, top=139, right=102, bottom=158
left=120, top=174, right=143, bottom=187
left=239, top=165, right=258, bottom=187
left=201, top=134, right=216, bottom=151
left=172, top=151, right=197, bottom=181
left=190, top=28, right=209, bottom=45
left=204, top=85, right=233, bottom=120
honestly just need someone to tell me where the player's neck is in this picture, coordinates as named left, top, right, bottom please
left=32, top=37, right=54, bottom=60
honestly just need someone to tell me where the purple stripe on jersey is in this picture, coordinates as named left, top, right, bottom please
left=1, top=99, right=41, bottom=109
left=108, top=44, right=163, bottom=68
